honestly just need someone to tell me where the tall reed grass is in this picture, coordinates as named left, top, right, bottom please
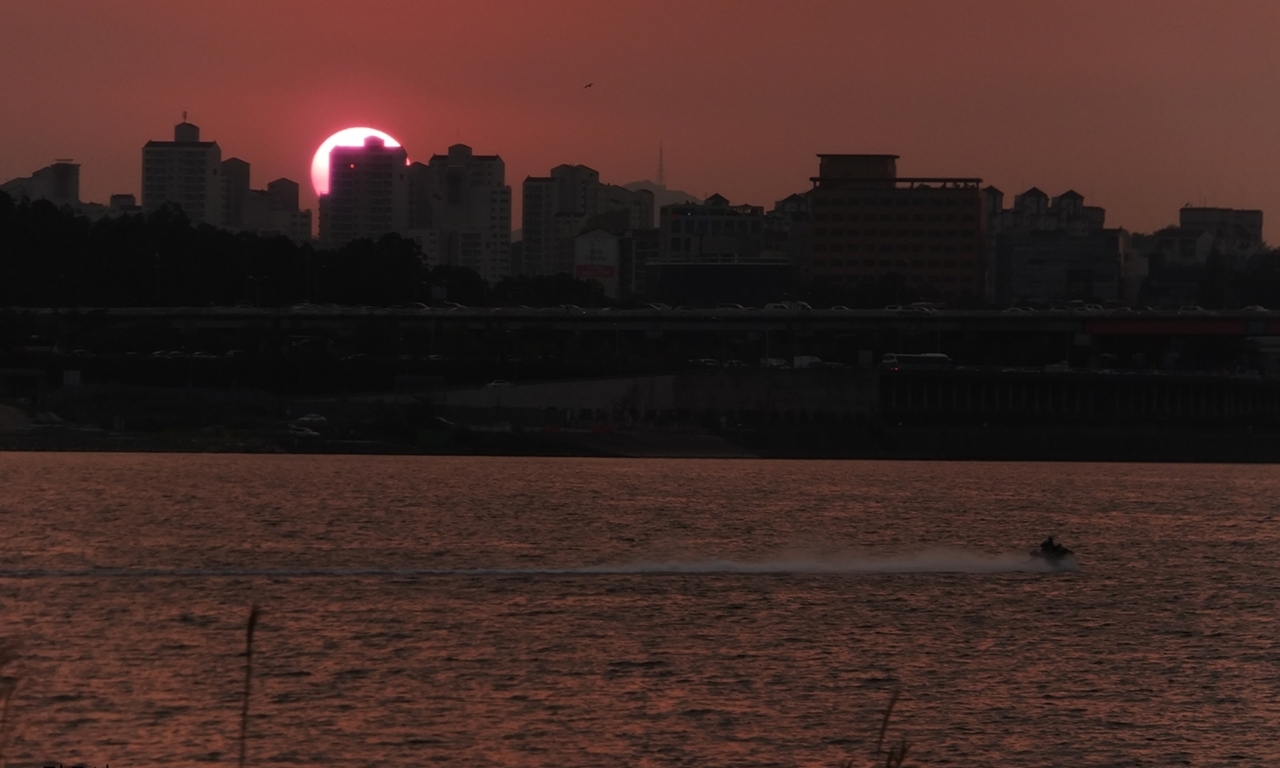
left=0, top=638, right=20, bottom=768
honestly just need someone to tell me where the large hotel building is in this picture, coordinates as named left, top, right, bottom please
left=808, top=155, right=985, bottom=298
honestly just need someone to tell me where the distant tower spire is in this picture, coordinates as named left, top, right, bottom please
left=182, top=110, right=187, bottom=122
left=657, top=141, right=665, bottom=188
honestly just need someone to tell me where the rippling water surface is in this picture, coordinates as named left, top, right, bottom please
left=1, top=454, right=1278, bottom=767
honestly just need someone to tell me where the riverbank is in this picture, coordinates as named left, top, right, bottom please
left=4, top=421, right=1277, bottom=462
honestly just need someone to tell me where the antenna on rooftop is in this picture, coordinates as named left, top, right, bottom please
left=182, top=110, right=188, bottom=122
left=657, top=141, right=665, bottom=188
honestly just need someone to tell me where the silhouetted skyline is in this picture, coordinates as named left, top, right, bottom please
left=4, top=2, right=1280, bottom=240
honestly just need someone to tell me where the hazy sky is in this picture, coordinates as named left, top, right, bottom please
left=4, top=0, right=1280, bottom=237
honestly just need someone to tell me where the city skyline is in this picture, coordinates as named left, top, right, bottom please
left=5, top=1, right=1280, bottom=240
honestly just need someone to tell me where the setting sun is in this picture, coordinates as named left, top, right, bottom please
left=310, top=127, right=402, bottom=195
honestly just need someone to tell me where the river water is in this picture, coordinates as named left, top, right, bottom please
left=0, top=454, right=1277, bottom=767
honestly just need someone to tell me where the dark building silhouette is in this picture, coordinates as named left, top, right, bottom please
left=1147, top=207, right=1265, bottom=268
left=986, top=186, right=1132, bottom=305
left=766, top=192, right=812, bottom=274
left=142, top=120, right=222, bottom=224
left=406, top=144, right=511, bottom=283
left=569, top=209, right=660, bottom=299
left=0, top=160, right=80, bottom=207
left=109, top=193, right=141, bottom=213
left=1135, top=206, right=1266, bottom=307
left=219, top=158, right=311, bottom=243
left=521, top=164, right=653, bottom=277
left=808, top=154, right=984, bottom=300
left=621, top=180, right=701, bottom=227
left=319, top=136, right=408, bottom=248
left=648, top=194, right=794, bottom=305
left=221, top=157, right=251, bottom=229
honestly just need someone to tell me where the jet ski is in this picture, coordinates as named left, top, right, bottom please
left=1030, top=537, right=1074, bottom=566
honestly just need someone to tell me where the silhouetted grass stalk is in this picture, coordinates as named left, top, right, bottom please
left=847, top=687, right=910, bottom=768
left=0, top=639, right=20, bottom=768
left=238, top=604, right=259, bottom=768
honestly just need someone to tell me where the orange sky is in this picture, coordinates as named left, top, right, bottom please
left=4, top=0, right=1280, bottom=238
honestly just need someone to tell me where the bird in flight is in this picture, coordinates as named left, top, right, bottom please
left=584, top=83, right=593, bottom=88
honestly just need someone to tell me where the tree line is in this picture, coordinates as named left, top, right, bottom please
left=0, top=192, right=608, bottom=308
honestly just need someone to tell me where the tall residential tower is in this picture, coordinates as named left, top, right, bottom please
left=406, top=144, right=511, bottom=283
left=318, top=136, right=409, bottom=248
left=142, top=120, right=222, bottom=224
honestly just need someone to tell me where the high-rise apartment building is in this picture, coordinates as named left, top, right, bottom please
left=521, top=164, right=654, bottom=277
left=406, top=144, right=511, bottom=283
left=985, top=187, right=1128, bottom=305
left=142, top=120, right=222, bottom=224
left=808, top=154, right=985, bottom=300
left=318, top=136, right=408, bottom=248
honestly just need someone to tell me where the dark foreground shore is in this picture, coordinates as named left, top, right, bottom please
left=4, top=422, right=1277, bottom=462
